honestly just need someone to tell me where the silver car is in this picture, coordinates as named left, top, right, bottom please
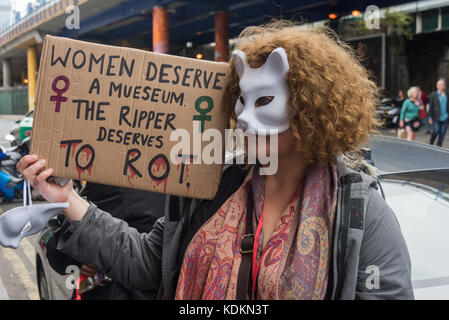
left=369, top=135, right=449, bottom=299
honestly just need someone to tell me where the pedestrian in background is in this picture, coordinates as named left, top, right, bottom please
left=428, top=79, right=449, bottom=147
left=397, top=89, right=406, bottom=106
left=400, top=86, right=424, bottom=141
left=417, top=86, right=431, bottom=134
left=397, top=89, right=406, bottom=139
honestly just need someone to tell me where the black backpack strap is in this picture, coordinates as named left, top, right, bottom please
left=236, top=183, right=254, bottom=300
left=333, top=174, right=352, bottom=298
left=332, top=169, right=378, bottom=299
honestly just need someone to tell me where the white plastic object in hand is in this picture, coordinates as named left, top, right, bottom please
left=0, top=181, right=69, bottom=249
left=231, top=47, right=291, bottom=135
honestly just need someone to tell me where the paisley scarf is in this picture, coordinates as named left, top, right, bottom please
left=175, top=163, right=338, bottom=300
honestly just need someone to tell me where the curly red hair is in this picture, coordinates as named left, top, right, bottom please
left=223, top=20, right=380, bottom=165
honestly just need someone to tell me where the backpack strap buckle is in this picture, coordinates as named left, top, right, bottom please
left=240, top=234, right=254, bottom=254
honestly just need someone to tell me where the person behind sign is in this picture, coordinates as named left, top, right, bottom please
left=17, top=20, right=413, bottom=300
left=44, top=182, right=165, bottom=300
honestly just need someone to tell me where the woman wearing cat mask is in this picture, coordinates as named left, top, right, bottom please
left=17, top=21, right=413, bottom=300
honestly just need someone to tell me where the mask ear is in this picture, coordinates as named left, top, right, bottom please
left=264, top=47, right=289, bottom=76
left=231, top=50, right=248, bottom=79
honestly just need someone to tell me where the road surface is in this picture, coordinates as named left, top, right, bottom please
left=0, top=116, right=40, bottom=299
left=0, top=201, right=39, bottom=300
left=0, top=116, right=21, bottom=148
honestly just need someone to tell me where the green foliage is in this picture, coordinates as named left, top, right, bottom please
left=383, top=10, right=414, bottom=39
left=343, top=9, right=413, bottom=39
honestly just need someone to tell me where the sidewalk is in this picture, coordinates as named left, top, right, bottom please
left=0, top=276, right=9, bottom=300
left=379, top=127, right=449, bottom=150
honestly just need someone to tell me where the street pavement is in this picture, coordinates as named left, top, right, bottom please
left=0, top=200, right=40, bottom=300
left=1, top=115, right=40, bottom=300
left=380, top=126, right=449, bottom=150
left=0, top=116, right=21, bottom=149
left=0, top=229, right=39, bottom=300
left=0, top=198, right=46, bottom=300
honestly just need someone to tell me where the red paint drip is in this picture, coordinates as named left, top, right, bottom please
left=59, top=142, right=80, bottom=159
left=126, top=151, right=139, bottom=186
left=185, top=165, right=189, bottom=181
left=130, top=167, right=138, bottom=179
left=75, top=148, right=93, bottom=179
left=82, top=148, right=93, bottom=176
left=71, top=142, right=80, bottom=158
left=154, top=158, right=166, bottom=172
left=150, top=158, right=168, bottom=193
left=75, top=166, right=84, bottom=180
left=153, top=178, right=168, bottom=193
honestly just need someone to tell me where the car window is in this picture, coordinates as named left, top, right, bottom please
left=380, top=169, right=449, bottom=201
left=367, top=135, right=449, bottom=174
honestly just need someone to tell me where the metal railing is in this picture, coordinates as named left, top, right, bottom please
left=1, top=0, right=65, bottom=36
left=0, top=0, right=80, bottom=46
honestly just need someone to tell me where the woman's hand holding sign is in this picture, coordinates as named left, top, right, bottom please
left=17, top=155, right=90, bottom=221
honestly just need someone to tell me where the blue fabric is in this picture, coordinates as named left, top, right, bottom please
left=430, top=119, right=449, bottom=147
left=424, top=115, right=431, bottom=131
left=437, top=92, right=448, bottom=121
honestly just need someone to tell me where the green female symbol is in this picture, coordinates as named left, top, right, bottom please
left=193, top=96, right=214, bottom=132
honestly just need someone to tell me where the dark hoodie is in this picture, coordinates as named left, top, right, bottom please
left=45, top=182, right=165, bottom=300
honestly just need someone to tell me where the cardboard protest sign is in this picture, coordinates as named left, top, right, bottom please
left=31, top=36, right=231, bottom=199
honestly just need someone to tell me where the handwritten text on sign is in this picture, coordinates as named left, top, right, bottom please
left=31, top=36, right=230, bottom=199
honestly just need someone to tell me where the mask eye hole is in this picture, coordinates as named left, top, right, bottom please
left=239, top=95, right=245, bottom=105
left=255, top=96, right=274, bottom=108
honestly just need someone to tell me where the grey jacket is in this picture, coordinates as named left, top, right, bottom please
left=57, top=161, right=414, bottom=300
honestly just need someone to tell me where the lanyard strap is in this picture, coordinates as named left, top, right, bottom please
left=22, top=180, right=32, bottom=207
left=251, top=209, right=264, bottom=296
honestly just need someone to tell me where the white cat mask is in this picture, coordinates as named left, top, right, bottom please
left=231, top=47, right=290, bottom=135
